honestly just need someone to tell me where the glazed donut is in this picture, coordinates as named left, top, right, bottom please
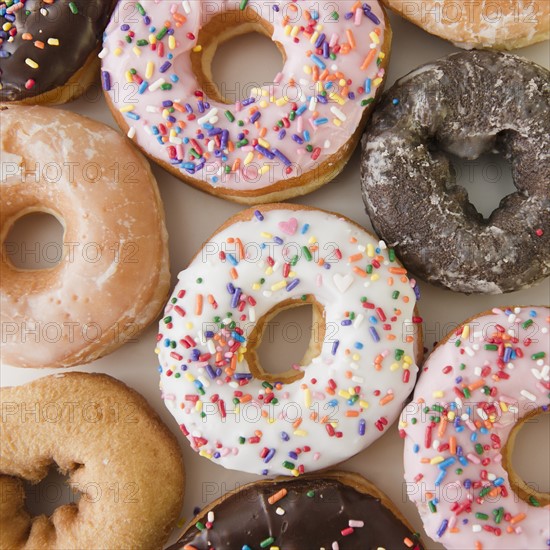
left=399, top=306, right=550, bottom=549
left=0, top=0, right=116, bottom=104
left=382, top=0, right=550, bottom=50
left=0, top=372, right=185, bottom=550
left=101, top=1, right=391, bottom=204
left=0, top=105, right=170, bottom=368
left=156, top=204, right=422, bottom=476
left=167, top=471, right=424, bottom=549
left=360, top=50, right=550, bottom=294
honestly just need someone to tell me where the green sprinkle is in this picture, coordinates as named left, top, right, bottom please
left=331, top=10, right=339, bottom=20
left=282, top=461, right=295, bottom=470
left=196, top=277, right=203, bottom=284
left=195, top=521, right=206, bottom=531
left=392, top=290, right=400, bottom=299
left=225, top=110, right=235, bottom=122
left=459, top=363, right=466, bottom=370
left=479, top=487, right=491, bottom=498
left=300, top=295, right=307, bottom=302
left=238, top=120, right=245, bottom=127
left=306, top=490, right=315, bottom=497
left=163, top=316, right=172, bottom=324
left=160, top=83, right=172, bottom=90
left=239, top=0, right=249, bottom=9
left=174, top=372, right=180, bottom=378
left=522, top=319, right=533, bottom=329
left=484, top=344, right=498, bottom=351
left=190, top=148, right=201, bottom=159
left=361, top=98, right=374, bottom=107
left=455, top=468, right=463, bottom=475
left=428, top=500, right=437, bottom=513
left=432, top=405, right=444, bottom=413
left=475, top=513, right=489, bottom=520
left=156, top=27, right=168, bottom=40
left=532, top=352, right=545, bottom=360
left=238, top=436, right=245, bottom=444
left=68, top=2, right=78, bottom=14
left=389, top=249, right=396, bottom=262
left=302, top=246, right=312, bottom=262
left=236, top=139, right=249, bottom=148
left=494, top=507, right=504, bottom=523
left=463, top=387, right=471, bottom=399
left=136, top=2, right=145, bottom=15
left=529, top=496, right=541, bottom=507
left=136, top=39, right=148, bottom=46
left=475, top=443, right=484, bottom=455
left=262, top=381, right=273, bottom=390
left=260, top=538, right=274, bottom=548
left=411, top=418, right=417, bottom=424
left=455, top=339, right=461, bottom=347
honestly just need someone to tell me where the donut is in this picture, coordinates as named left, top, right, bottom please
left=101, top=1, right=392, bottom=204
left=399, top=306, right=550, bottom=549
left=156, top=204, right=423, bottom=476
left=382, top=0, right=550, bottom=50
left=360, top=50, right=550, bottom=294
left=167, top=471, right=424, bottom=549
left=0, top=0, right=116, bottom=104
left=0, top=105, right=170, bottom=368
left=0, top=372, right=185, bottom=550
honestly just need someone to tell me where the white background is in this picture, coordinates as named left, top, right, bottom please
left=2, top=6, right=549, bottom=549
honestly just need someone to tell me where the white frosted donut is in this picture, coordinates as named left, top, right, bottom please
left=156, top=204, right=422, bottom=476
left=0, top=105, right=170, bottom=369
left=101, top=0, right=391, bottom=203
left=400, top=306, right=550, bottom=549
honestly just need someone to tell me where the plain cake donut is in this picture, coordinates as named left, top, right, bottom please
left=101, top=0, right=392, bottom=203
left=156, top=204, right=423, bottom=476
left=360, top=50, right=550, bottom=294
left=0, top=372, right=185, bottom=550
left=0, top=105, right=170, bottom=368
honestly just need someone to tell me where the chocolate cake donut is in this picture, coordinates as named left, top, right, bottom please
left=167, top=472, right=423, bottom=549
left=0, top=0, right=115, bottom=103
left=360, top=50, right=549, bottom=294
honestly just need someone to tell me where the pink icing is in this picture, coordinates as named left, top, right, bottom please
left=400, top=306, right=550, bottom=549
left=100, top=0, right=388, bottom=193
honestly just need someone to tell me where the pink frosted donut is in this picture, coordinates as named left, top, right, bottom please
left=101, top=1, right=391, bottom=203
left=400, top=306, right=550, bottom=549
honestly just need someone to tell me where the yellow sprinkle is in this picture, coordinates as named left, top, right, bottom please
left=185, top=322, right=193, bottom=329
left=329, top=92, right=345, bottom=105
left=310, top=31, right=319, bottom=44
left=125, top=70, right=133, bottom=83
left=119, top=104, right=135, bottom=113
left=185, top=373, right=195, bottom=382
left=370, top=273, right=380, bottom=282
left=199, top=450, right=213, bottom=458
left=259, top=165, right=270, bottom=175
left=25, top=58, right=38, bottom=69
left=390, top=362, right=400, bottom=371
left=430, top=456, right=445, bottom=465
left=244, top=152, right=254, bottom=165
left=132, top=46, right=141, bottom=57
left=332, top=119, right=342, bottom=127
left=2, top=22, right=11, bottom=31
left=373, top=77, right=383, bottom=87
left=293, top=430, right=308, bottom=437
left=265, top=267, right=273, bottom=276
left=271, top=280, right=287, bottom=291
left=303, top=65, right=312, bottom=75
left=338, top=78, right=346, bottom=87
left=359, top=400, right=370, bottom=409
left=114, top=47, right=122, bottom=56
left=195, top=401, right=203, bottom=411
left=149, top=33, right=156, bottom=44
left=284, top=24, right=292, bottom=36
left=304, top=388, right=312, bottom=408
left=258, top=138, right=270, bottom=148
left=461, top=324, right=470, bottom=339
left=352, top=353, right=360, bottom=361
left=433, top=390, right=444, bottom=398
left=379, top=52, right=386, bottom=59
left=369, top=31, right=380, bottom=44
left=500, top=401, right=508, bottom=412
left=260, top=232, right=273, bottom=238
left=404, top=355, right=413, bottom=363
left=169, top=35, right=176, bottom=49
left=447, top=411, right=456, bottom=420
left=275, top=97, right=288, bottom=107
left=192, top=45, right=202, bottom=52
left=367, top=243, right=375, bottom=257
left=338, top=390, right=351, bottom=399
left=291, top=469, right=300, bottom=477
left=291, top=25, right=300, bottom=37
left=47, top=38, right=59, bottom=46
left=260, top=100, right=268, bottom=108
left=252, top=283, right=261, bottom=290
left=146, top=61, right=154, bottom=79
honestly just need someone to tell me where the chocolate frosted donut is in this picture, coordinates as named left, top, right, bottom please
left=0, top=0, right=114, bottom=103
left=360, top=51, right=549, bottom=294
left=167, top=472, right=423, bottom=550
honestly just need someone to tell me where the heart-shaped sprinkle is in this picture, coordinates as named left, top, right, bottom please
left=278, top=217, right=298, bottom=236
left=333, top=273, right=354, bottom=293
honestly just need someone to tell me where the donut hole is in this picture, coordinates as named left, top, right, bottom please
left=503, top=408, right=549, bottom=507
left=3, top=212, right=65, bottom=270
left=191, top=9, right=285, bottom=104
left=245, top=298, right=325, bottom=383
left=23, top=462, right=83, bottom=518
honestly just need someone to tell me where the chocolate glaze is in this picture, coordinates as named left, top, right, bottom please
left=167, top=477, right=423, bottom=550
left=0, top=0, right=114, bottom=101
left=360, top=50, right=550, bottom=294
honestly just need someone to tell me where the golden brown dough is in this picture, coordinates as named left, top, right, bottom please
left=0, top=372, right=185, bottom=550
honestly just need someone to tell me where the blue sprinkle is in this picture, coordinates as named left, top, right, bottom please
left=359, top=418, right=366, bottom=436
left=286, top=279, right=300, bottom=292
left=254, top=210, right=264, bottom=221
left=281, top=431, right=290, bottom=441
left=369, top=327, right=380, bottom=342
left=331, top=340, right=340, bottom=355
